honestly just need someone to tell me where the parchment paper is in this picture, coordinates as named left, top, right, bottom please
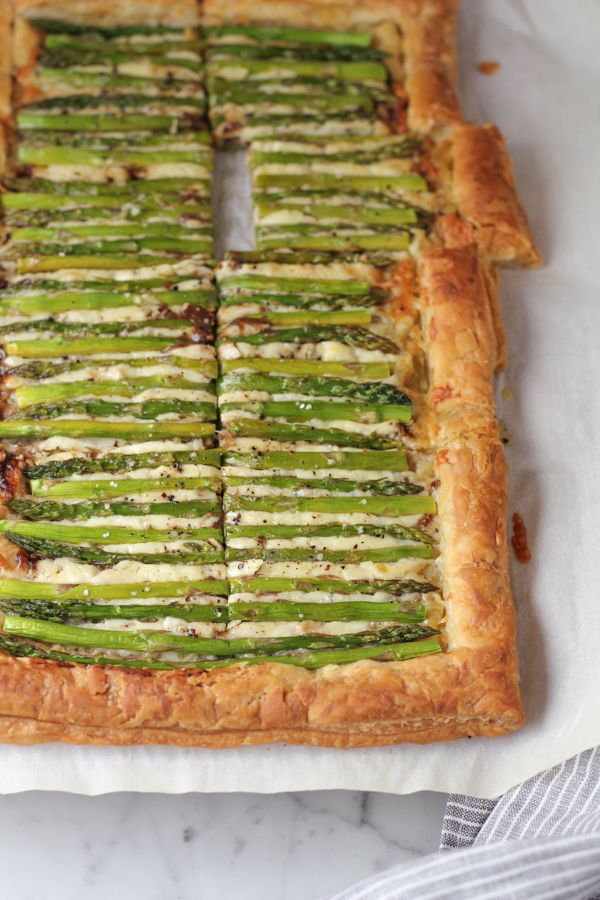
left=0, top=0, right=597, bottom=797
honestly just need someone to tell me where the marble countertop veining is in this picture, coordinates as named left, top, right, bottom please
left=0, top=790, right=447, bottom=900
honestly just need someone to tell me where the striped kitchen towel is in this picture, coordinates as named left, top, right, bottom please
left=325, top=747, right=600, bottom=900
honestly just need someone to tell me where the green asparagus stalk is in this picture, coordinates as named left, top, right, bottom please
left=14, top=398, right=215, bottom=422
left=15, top=379, right=212, bottom=408
left=0, top=289, right=216, bottom=316
left=225, top=546, right=433, bottom=563
left=5, top=177, right=210, bottom=196
left=218, top=373, right=409, bottom=405
left=11, top=223, right=211, bottom=241
left=0, top=521, right=221, bottom=545
left=229, top=577, right=437, bottom=596
left=212, top=90, right=374, bottom=111
left=254, top=173, right=427, bottom=192
left=206, top=24, right=373, bottom=47
left=25, top=449, right=221, bottom=480
left=226, top=419, right=397, bottom=448
left=220, top=358, right=393, bottom=379
left=2, top=615, right=433, bottom=656
left=225, top=494, right=436, bottom=515
left=219, top=275, right=371, bottom=294
left=15, top=255, right=192, bottom=274
left=225, top=476, right=421, bottom=495
left=256, top=233, right=411, bottom=253
left=7, top=499, right=218, bottom=522
left=219, top=325, right=398, bottom=353
left=17, top=113, right=202, bottom=132
left=17, top=147, right=210, bottom=167
left=221, top=399, right=410, bottom=424
left=5, top=336, right=190, bottom=357
left=226, top=524, right=431, bottom=541
left=223, top=449, right=407, bottom=471
left=9, top=356, right=218, bottom=380
left=250, top=144, right=420, bottom=166
left=35, top=68, right=203, bottom=92
left=30, top=476, right=219, bottom=500
left=208, top=58, right=387, bottom=81
left=218, top=291, right=381, bottom=310
left=0, top=420, right=215, bottom=440
left=0, top=599, right=227, bottom=623
left=0, top=579, right=229, bottom=601
left=229, top=602, right=426, bottom=624
left=256, top=203, right=418, bottom=226
left=4, top=533, right=223, bottom=566
left=231, top=309, right=373, bottom=327
left=0, top=632, right=442, bottom=670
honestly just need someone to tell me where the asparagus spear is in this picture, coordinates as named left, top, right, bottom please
left=0, top=521, right=222, bottom=545
left=219, top=325, right=399, bottom=353
left=30, top=475, right=220, bottom=500
left=11, top=223, right=212, bottom=241
left=218, top=374, right=408, bottom=405
left=226, top=420, right=397, bottom=448
left=225, top=476, right=421, bottom=495
left=38, top=52, right=203, bottom=73
left=7, top=499, right=217, bottom=521
left=0, top=318, right=193, bottom=336
left=35, top=69, right=203, bottom=93
left=206, top=24, right=373, bottom=47
left=224, top=495, right=436, bottom=515
left=219, top=291, right=381, bottom=310
left=212, top=91, right=375, bottom=112
left=226, top=524, right=431, bottom=541
left=220, top=358, right=393, bottom=379
left=4, top=533, right=223, bottom=566
left=5, top=177, right=210, bottom=196
left=15, top=254, right=193, bottom=274
left=220, top=399, right=410, bottom=424
left=26, top=449, right=221, bottom=479
left=17, top=144, right=210, bottom=166
left=8, top=355, right=217, bottom=380
left=227, top=309, right=373, bottom=326
left=254, top=173, right=427, bottom=192
left=43, top=37, right=203, bottom=54
left=17, top=113, right=201, bottom=132
left=0, top=289, right=216, bottom=316
left=256, top=203, right=419, bottom=226
left=229, top=602, right=426, bottom=623
left=209, top=45, right=385, bottom=63
left=0, top=579, right=229, bottom=601
left=6, top=336, right=191, bottom=357
left=15, top=379, right=212, bottom=408
left=2, top=615, right=433, bottom=656
left=223, top=449, right=407, bottom=471
left=0, top=632, right=442, bottom=670
left=208, top=59, right=387, bottom=81
left=256, top=233, right=410, bottom=252
left=250, top=145, right=420, bottom=165
left=218, top=274, right=371, bottom=294
left=228, top=577, right=437, bottom=596
left=225, top=547, right=433, bottom=563
left=13, top=399, right=216, bottom=422
left=0, top=599, right=227, bottom=623
left=0, top=421, right=215, bottom=440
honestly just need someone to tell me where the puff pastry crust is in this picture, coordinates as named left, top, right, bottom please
left=0, top=0, right=533, bottom=747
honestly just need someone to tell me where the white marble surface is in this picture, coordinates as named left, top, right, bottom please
left=0, top=790, right=447, bottom=899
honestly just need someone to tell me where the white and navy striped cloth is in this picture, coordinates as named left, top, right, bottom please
left=326, top=748, right=600, bottom=899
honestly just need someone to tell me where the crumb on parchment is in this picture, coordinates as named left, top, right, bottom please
left=477, top=61, right=501, bottom=75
